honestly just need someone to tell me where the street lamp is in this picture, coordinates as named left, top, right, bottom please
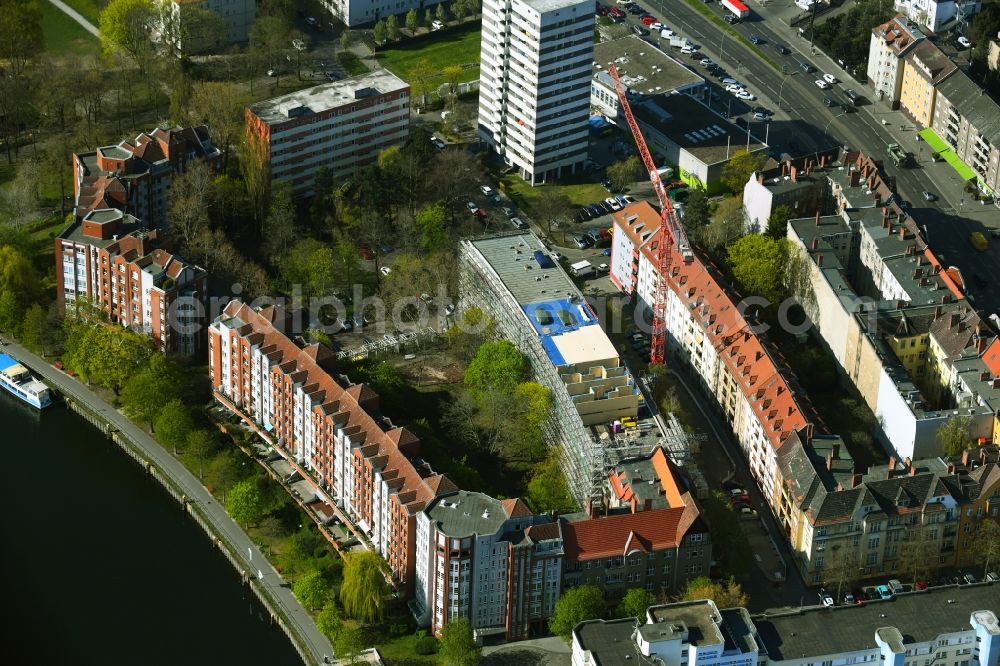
left=822, top=111, right=847, bottom=148
left=777, top=70, right=798, bottom=112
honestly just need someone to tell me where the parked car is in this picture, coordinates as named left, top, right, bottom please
left=957, top=35, right=972, bottom=49
left=774, top=43, right=790, bottom=55
left=605, top=197, right=622, bottom=211
left=735, top=90, right=755, bottom=101
left=987, top=572, right=999, bottom=582
left=915, top=579, right=930, bottom=589
left=800, top=62, right=815, bottom=73
left=875, top=585, right=893, bottom=600
left=922, top=190, right=937, bottom=201
left=379, top=266, right=391, bottom=276
left=640, top=15, right=656, bottom=25
left=815, top=79, right=830, bottom=89
left=753, top=111, right=770, bottom=121
left=823, top=73, right=837, bottom=84
left=480, top=185, right=494, bottom=197
left=633, top=25, right=649, bottom=36
left=887, top=579, right=904, bottom=595
left=819, top=590, right=834, bottom=607
left=963, top=573, right=978, bottom=585
left=603, top=248, right=612, bottom=257
left=466, top=201, right=478, bottom=212
left=843, top=592, right=855, bottom=605
left=573, top=235, right=593, bottom=249
left=510, top=217, right=528, bottom=230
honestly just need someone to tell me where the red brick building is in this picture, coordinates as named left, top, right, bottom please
left=72, top=125, right=221, bottom=228
left=55, top=208, right=208, bottom=355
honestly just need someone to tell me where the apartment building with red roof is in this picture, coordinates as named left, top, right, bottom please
left=72, top=125, right=221, bottom=228
left=561, top=447, right=711, bottom=601
left=55, top=208, right=208, bottom=354
left=609, top=201, right=812, bottom=503
left=209, top=300, right=460, bottom=595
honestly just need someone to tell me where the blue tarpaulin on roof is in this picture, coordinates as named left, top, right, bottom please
left=588, top=115, right=611, bottom=133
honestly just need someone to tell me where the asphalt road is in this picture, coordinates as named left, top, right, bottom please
left=3, top=341, right=334, bottom=665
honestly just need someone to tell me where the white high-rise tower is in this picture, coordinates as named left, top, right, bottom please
left=477, top=0, right=594, bottom=185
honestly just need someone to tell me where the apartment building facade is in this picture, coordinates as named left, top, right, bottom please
left=608, top=202, right=811, bottom=506
left=413, top=492, right=563, bottom=641
left=573, top=587, right=1000, bottom=666
left=246, top=70, right=410, bottom=196
left=898, top=40, right=957, bottom=128
left=893, top=0, right=981, bottom=32
left=321, top=0, right=451, bottom=27
left=477, top=0, right=593, bottom=185
left=561, top=447, right=712, bottom=601
left=55, top=209, right=208, bottom=355
left=867, top=16, right=924, bottom=109
left=72, top=125, right=221, bottom=229
left=931, top=69, right=1000, bottom=194
left=159, top=0, right=256, bottom=53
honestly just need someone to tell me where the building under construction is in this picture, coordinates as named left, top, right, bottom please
left=459, top=231, right=670, bottom=506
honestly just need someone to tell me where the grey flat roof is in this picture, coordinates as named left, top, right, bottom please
left=649, top=601, right=723, bottom=648
left=466, top=232, right=580, bottom=306
left=937, top=69, right=1000, bottom=145
left=248, top=69, right=408, bottom=126
left=574, top=618, right=641, bottom=666
left=635, top=93, right=766, bottom=166
left=754, top=583, right=1000, bottom=661
left=594, top=37, right=703, bottom=95
left=425, top=491, right=507, bottom=538
left=522, top=0, right=591, bottom=13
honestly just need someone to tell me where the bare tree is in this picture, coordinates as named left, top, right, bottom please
left=188, top=81, right=248, bottom=173
left=167, top=161, right=212, bottom=246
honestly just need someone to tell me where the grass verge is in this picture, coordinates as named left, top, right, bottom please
left=39, top=1, right=99, bottom=57
left=60, top=0, right=104, bottom=25
left=679, top=0, right=781, bottom=73
left=499, top=173, right=610, bottom=215
left=376, top=28, right=481, bottom=88
left=337, top=51, right=370, bottom=76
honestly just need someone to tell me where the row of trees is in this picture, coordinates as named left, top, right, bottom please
left=549, top=577, right=749, bottom=640
left=373, top=0, right=482, bottom=46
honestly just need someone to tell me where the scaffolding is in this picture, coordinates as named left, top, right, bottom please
left=458, top=234, right=704, bottom=507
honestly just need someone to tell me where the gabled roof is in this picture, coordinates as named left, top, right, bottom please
left=562, top=508, right=688, bottom=560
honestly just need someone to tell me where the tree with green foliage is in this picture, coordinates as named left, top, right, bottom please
left=526, top=448, right=576, bottom=514
left=425, top=7, right=434, bottom=26
left=937, top=415, right=974, bottom=457
left=386, top=15, right=400, bottom=41
left=0, top=290, right=21, bottom=336
left=340, top=30, right=351, bottom=52
left=99, top=0, right=156, bottom=74
left=120, top=353, right=182, bottom=428
left=209, top=450, right=243, bottom=503
left=436, top=3, right=447, bottom=23
left=406, top=8, right=419, bottom=31
left=19, top=304, right=48, bottom=354
left=464, top=340, right=528, bottom=395
left=155, top=399, right=194, bottom=454
left=185, top=429, right=219, bottom=479
left=677, top=576, right=747, bottom=608
left=616, top=588, right=656, bottom=621
left=417, top=203, right=449, bottom=252
left=188, top=82, right=246, bottom=173
left=293, top=569, right=332, bottom=610
left=720, top=149, right=766, bottom=194
left=316, top=602, right=342, bottom=642
left=63, top=325, right=154, bottom=393
left=340, top=551, right=390, bottom=623
left=607, top=156, right=642, bottom=193
left=549, top=586, right=605, bottom=640
left=683, top=188, right=710, bottom=229
left=0, top=0, right=43, bottom=77
left=335, top=625, right=366, bottom=665
left=0, top=244, right=38, bottom=304
left=373, top=19, right=387, bottom=46
left=702, top=492, right=752, bottom=578
left=226, top=477, right=266, bottom=527
left=973, top=520, right=1000, bottom=575
left=726, top=234, right=788, bottom=305
left=240, top=119, right=272, bottom=228
left=438, top=617, right=479, bottom=665
left=452, top=0, right=468, bottom=21
left=766, top=204, right=795, bottom=240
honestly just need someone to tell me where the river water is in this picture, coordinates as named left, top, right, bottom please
left=0, top=397, right=302, bottom=665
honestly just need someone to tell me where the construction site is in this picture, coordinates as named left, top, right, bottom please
left=457, top=230, right=706, bottom=509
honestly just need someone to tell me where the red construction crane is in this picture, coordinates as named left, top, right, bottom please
left=607, top=65, right=692, bottom=366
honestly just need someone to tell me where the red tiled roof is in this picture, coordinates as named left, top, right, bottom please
left=612, top=202, right=810, bottom=451
left=525, top=522, right=561, bottom=541
left=221, top=300, right=455, bottom=516
left=562, top=508, right=686, bottom=560
left=501, top=498, right=533, bottom=519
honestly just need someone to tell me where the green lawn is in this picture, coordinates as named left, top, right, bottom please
left=376, top=28, right=482, bottom=90
left=499, top=174, right=609, bottom=214
left=40, top=1, right=99, bottom=57
left=60, top=0, right=105, bottom=25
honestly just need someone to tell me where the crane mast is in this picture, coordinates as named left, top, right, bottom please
left=607, top=65, right=691, bottom=366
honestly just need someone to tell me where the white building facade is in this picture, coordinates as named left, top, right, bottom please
left=477, top=0, right=593, bottom=185
left=868, top=17, right=924, bottom=108
left=893, top=0, right=981, bottom=33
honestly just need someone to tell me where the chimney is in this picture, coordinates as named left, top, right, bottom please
left=852, top=474, right=863, bottom=488
left=903, top=456, right=911, bottom=469
left=816, top=254, right=824, bottom=267
left=981, top=447, right=989, bottom=465
left=947, top=463, right=956, bottom=473
left=899, top=227, right=905, bottom=239
left=850, top=169, right=861, bottom=187
left=962, top=449, right=971, bottom=467
left=812, top=238, right=819, bottom=250
left=910, top=466, right=917, bottom=476
left=815, top=209, right=821, bottom=225
left=887, top=467, right=896, bottom=479
left=791, top=166, right=798, bottom=182
left=585, top=497, right=594, bottom=518
left=935, top=305, right=942, bottom=318
left=832, top=443, right=841, bottom=460
left=758, top=172, right=764, bottom=184
left=826, top=454, right=835, bottom=471
left=644, top=498, right=653, bottom=511
left=950, top=313, right=960, bottom=329
left=883, top=217, right=890, bottom=229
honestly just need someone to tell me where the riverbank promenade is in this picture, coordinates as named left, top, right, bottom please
left=2, top=340, right=334, bottom=665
